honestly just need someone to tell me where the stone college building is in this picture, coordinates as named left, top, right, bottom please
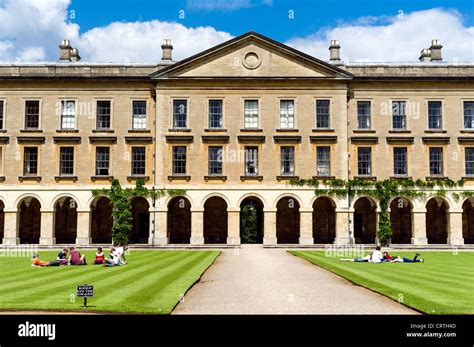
left=0, top=32, right=473, bottom=247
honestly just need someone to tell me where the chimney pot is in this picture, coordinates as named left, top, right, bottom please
left=429, top=39, right=443, bottom=62
left=419, top=48, right=431, bottom=62
left=329, top=40, right=341, bottom=64
left=161, top=39, right=173, bottom=61
left=59, top=39, right=72, bottom=61
left=70, top=48, right=81, bottom=62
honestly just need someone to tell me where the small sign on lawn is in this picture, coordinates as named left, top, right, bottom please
left=77, top=285, right=94, bottom=308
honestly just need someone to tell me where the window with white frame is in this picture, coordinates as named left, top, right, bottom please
left=132, top=101, right=147, bottom=129
left=173, top=100, right=187, bottom=128
left=316, top=146, right=330, bottom=176
left=0, top=100, right=4, bottom=130
left=466, top=148, right=474, bottom=176
left=280, top=100, right=294, bottom=129
left=25, top=100, right=40, bottom=129
left=60, top=100, right=76, bottom=129
left=209, top=100, right=223, bottom=128
left=208, top=146, right=223, bottom=175
left=392, top=101, right=406, bottom=130
left=131, top=147, right=146, bottom=175
left=280, top=146, right=295, bottom=176
left=357, top=147, right=372, bottom=176
left=464, top=102, right=474, bottom=129
left=316, top=100, right=330, bottom=128
left=172, top=146, right=187, bottom=175
left=357, top=101, right=371, bottom=130
left=23, top=147, right=38, bottom=176
left=429, top=147, right=443, bottom=176
left=59, top=147, right=74, bottom=175
left=393, top=147, right=407, bottom=176
left=428, top=101, right=442, bottom=130
left=244, top=146, right=258, bottom=175
left=244, top=100, right=258, bottom=129
left=95, top=147, right=110, bottom=176
left=96, top=101, right=111, bottom=130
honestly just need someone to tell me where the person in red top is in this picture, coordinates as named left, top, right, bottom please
left=94, top=247, right=105, bottom=265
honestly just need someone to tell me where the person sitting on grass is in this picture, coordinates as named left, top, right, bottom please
left=68, top=247, right=86, bottom=265
left=56, top=248, right=69, bottom=265
left=340, top=246, right=383, bottom=263
left=103, top=247, right=121, bottom=267
left=31, top=254, right=63, bottom=267
left=114, top=245, right=128, bottom=265
left=94, top=247, right=105, bottom=265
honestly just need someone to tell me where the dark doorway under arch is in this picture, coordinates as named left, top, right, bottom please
left=204, top=196, right=228, bottom=244
left=276, top=197, right=300, bottom=244
left=354, top=197, right=377, bottom=244
left=167, top=196, right=191, bottom=244
left=18, top=197, right=41, bottom=244
left=463, top=198, right=474, bottom=244
left=54, top=197, right=77, bottom=244
left=240, top=197, right=264, bottom=244
left=426, top=198, right=448, bottom=244
left=312, top=197, right=336, bottom=244
left=91, top=197, right=113, bottom=244
left=390, top=197, right=412, bottom=244
left=131, top=197, right=150, bottom=244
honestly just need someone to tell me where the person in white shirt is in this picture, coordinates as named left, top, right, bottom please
left=340, top=246, right=383, bottom=263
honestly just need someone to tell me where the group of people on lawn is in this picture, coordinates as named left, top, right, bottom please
left=340, top=246, right=424, bottom=263
left=31, top=246, right=128, bottom=267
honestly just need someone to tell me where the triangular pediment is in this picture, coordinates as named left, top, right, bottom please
left=151, top=32, right=352, bottom=79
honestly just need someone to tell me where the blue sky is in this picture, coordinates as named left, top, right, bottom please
left=0, top=0, right=472, bottom=63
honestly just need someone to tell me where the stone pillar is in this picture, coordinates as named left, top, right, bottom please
left=411, top=209, right=428, bottom=245
left=335, top=209, right=352, bottom=245
left=2, top=210, right=19, bottom=245
left=299, top=209, right=313, bottom=245
left=76, top=211, right=91, bottom=245
left=263, top=208, right=277, bottom=245
left=149, top=209, right=168, bottom=246
left=191, top=208, right=204, bottom=245
left=39, top=210, right=55, bottom=246
left=448, top=210, right=464, bottom=246
left=227, top=208, right=241, bottom=245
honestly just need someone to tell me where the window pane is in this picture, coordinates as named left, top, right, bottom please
left=95, top=147, right=110, bottom=176
left=61, top=100, right=76, bottom=129
left=131, top=147, right=146, bottom=175
left=392, top=101, right=406, bottom=130
left=280, top=146, right=295, bottom=175
left=358, top=147, right=372, bottom=176
left=316, top=146, right=330, bottom=176
left=97, top=101, right=111, bottom=129
left=280, top=100, right=294, bottom=129
left=172, top=146, right=186, bottom=175
left=59, top=147, right=74, bottom=175
left=132, top=101, right=147, bottom=130
left=466, top=148, right=474, bottom=176
left=429, top=147, right=443, bottom=176
left=23, top=147, right=38, bottom=175
left=428, top=101, right=442, bottom=129
left=464, top=102, right=474, bottom=129
left=316, top=100, right=330, bottom=128
left=25, top=101, right=40, bottom=129
left=173, top=100, right=187, bottom=128
left=357, top=101, right=371, bottom=129
left=393, top=147, right=407, bottom=176
left=208, top=146, right=223, bottom=175
left=209, top=100, right=223, bottom=128
left=0, top=100, right=4, bottom=130
left=244, top=100, right=258, bottom=128
left=244, top=147, right=258, bottom=175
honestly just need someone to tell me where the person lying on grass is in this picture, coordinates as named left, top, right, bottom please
left=68, top=247, right=86, bottom=265
left=31, top=254, right=64, bottom=267
left=340, top=246, right=383, bottom=263
left=382, top=251, right=424, bottom=263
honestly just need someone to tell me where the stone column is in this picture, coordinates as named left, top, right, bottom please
left=191, top=208, right=204, bottom=245
left=39, top=210, right=55, bottom=246
left=299, top=209, right=313, bottom=245
left=335, top=209, right=352, bottom=245
left=448, top=209, right=464, bottom=246
left=2, top=210, right=19, bottom=245
left=149, top=209, right=168, bottom=246
left=263, top=208, right=277, bottom=245
left=76, top=211, right=91, bottom=246
left=411, top=209, right=428, bottom=245
left=227, top=208, right=241, bottom=245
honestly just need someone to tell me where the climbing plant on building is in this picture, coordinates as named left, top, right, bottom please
left=92, top=179, right=185, bottom=245
left=289, top=177, right=474, bottom=245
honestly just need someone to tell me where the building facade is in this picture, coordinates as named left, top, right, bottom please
left=0, top=32, right=473, bottom=247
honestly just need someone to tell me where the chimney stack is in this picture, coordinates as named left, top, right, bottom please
left=329, top=40, right=341, bottom=64
left=161, top=39, right=173, bottom=61
left=59, top=39, right=72, bottom=61
left=429, top=39, right=443, bottom=62
left=419, top=48, right=431, bottom=62
left=70, top=48, right=81, bottom=62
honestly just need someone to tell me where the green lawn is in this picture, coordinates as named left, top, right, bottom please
left=0, top=250, right=219, bottom=314
left=290, top=251, right=474, bottom=314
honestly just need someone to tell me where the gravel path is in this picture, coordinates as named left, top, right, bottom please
left=173, top=245, right=417, bottom=314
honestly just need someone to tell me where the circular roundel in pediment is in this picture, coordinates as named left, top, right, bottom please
left=242, top=52, right=261, bottom=70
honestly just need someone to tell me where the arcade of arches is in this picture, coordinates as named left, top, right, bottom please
left=0, top=194, right=473, bottom=246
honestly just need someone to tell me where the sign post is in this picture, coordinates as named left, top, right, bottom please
left=76, top=284, right=94, bottom=308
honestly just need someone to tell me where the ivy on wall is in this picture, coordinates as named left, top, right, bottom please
left=92, top=179, right=184, bottom=245
left=289, top=177, right=474, bottom=245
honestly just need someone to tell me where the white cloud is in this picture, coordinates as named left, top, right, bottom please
left=286, top=8, right=474, bottom=63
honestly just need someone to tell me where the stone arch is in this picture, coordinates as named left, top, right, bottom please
left=200, top=193, right=231, bottom=209
left=353, top=197, right=377, bottom=244
left=54, top=196, right=78, bottom=244
left=90, top=196, right=113, bottom=244
left=203, top=196, right=228, bottom=244
left=426, top=197, right=449, bottom=244
left=131, top=197, right=150, bottom=244
left=167, top=196, right=191, bottom=244
left=51, top=193, right=83, bottom=210
left=14, top=193, right=44, bottom=211
left=237, top=193, right=267, bottom=208
left=462, top=197, right=474, bottom=244
left=273, top=193, right=303, bottom=209
left=17, top=197, right=41, bottom=244
left=389, top=197, right=413, bottom=244
left=276, top=196, right=300, bottom=244
left=240, top=196, right=264, bottom=244
left=312, top=197, right=336, bottom=244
